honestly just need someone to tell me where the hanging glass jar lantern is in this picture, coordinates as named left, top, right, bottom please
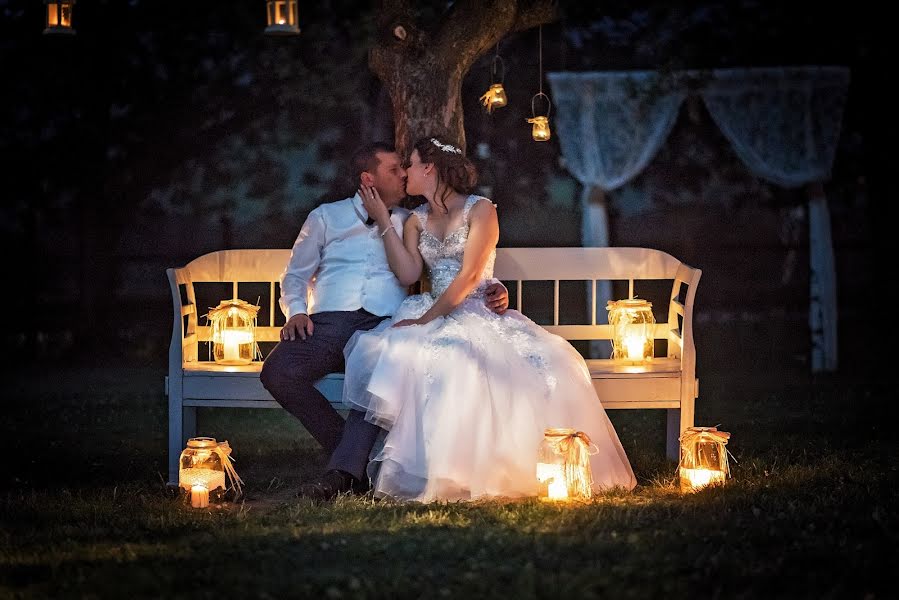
left=678, top=427, right=732, bottom=492
left=264, top=0, right=300, bottom=36
left=178, top=437, right=244, bottom=505
left=43, top=0, right=76, bottom=35
left=480, top=49, right=507, bottom=114
left=536, top=428, right=596, bottom=501
left=527, top=92, right=552, bottom=142
left=527, top=26, right=551, bottom=141
left=606, top=299, right=655, bottom=364
left=207, top=298, right=260, bottom=366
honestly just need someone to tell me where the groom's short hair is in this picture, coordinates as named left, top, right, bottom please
left=351, top=142, right=396, bottom=179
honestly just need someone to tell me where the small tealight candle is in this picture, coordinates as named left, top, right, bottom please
left=547, top=478, right=568, bottom=500
left=624, top=334, right=644, bottom=361
left=190, top=484, right=209, bottom=508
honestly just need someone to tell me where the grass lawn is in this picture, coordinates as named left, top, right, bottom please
left=1, top=320, right=896, bottom=599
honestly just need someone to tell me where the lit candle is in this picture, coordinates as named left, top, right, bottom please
left=681, top=468, right=726, bottom=491
left=221, top=329, right=252, bottom=363
left=190, top=484, right=209, bottom=508
left=547, top=478, right=568, bottom=500
left=624, top=334, right=644, bottom=361
left=536, top=463, right=568, bottom=501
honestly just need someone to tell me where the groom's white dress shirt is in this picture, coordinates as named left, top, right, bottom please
left=279, top=194, right=411, bottom=319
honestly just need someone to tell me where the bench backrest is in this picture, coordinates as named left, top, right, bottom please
left=168, top=247, right=700, bottom=365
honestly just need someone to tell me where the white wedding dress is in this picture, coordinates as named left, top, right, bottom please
left=343, top=196, right=636, bottom=502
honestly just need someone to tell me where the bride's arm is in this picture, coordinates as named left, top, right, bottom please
left=382, top=214, right=424, bottom=286
left=361, top=185, right=423, bottom=285
left=406, top=200, right=498, bottom=325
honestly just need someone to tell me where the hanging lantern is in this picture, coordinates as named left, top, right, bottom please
left=179, top=437, right=244, bottom=505
left=528, top=92, right=552, bottom=141
left=678, top=427, right=732, bottom=492
left=264, top=0, right=300, bottom=36
left=481, top=84, right=508, bottom=113
left=207, top=298, right=260, bottom=366
left=480, top=50, right=507, bottom=113
left=527, top=26, right=551, bottom=142
left=527, top=115, right=551, bottom=142
left=606, top=299, right=655, bottom=364
left=43, top=0, right=76, bottom=35
left=536, top=428, right=596, bottom=501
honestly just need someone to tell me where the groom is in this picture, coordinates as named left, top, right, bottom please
left=260, top=142, right=509, bottom=499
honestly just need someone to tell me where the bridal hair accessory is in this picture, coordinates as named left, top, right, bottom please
left=430, top=138, right=462, bottom=155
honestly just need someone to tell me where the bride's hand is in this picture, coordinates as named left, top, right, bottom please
left=359, top=185, right=390, bottom=226
left=392, top=318, right=423, bottom=328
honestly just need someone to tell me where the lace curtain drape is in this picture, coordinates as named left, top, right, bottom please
left=548, top=67, right=850, bottom=372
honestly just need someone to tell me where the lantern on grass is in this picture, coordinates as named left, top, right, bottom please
left=606, top=299, right=655, bottom=364
left=679, top=427, right=732, bottom=492
left=536, top=428, right=596, bottom=501
left=208, top=299, right=260, bottom=366
left=44, top=0, right=76, bottom=35
left=179, top=437, right=244, bottom=506
left=264, top=0, right=300, bottom=36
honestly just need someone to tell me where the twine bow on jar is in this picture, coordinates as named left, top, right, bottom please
left=213, top=440, right=245, bottom=498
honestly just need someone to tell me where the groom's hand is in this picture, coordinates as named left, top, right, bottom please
left=282, top=313, right=314, bottom=341
left=485, top=282, right=509, bottom=315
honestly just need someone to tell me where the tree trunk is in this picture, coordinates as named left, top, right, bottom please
left=368, top=0, right=557, bottom=158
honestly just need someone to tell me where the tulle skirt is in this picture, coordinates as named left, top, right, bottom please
left=343, top=294, right=636, bottom=502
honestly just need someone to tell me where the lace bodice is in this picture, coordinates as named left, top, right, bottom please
left=413, top=195, right=496, bottom=299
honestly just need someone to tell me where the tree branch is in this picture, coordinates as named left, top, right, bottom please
left=509, top=0, right=558, bottom=34
left=434, top=0, right=558, bottom=74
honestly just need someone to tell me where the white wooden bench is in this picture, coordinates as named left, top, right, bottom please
left=166, top=247, right=701, bottom=484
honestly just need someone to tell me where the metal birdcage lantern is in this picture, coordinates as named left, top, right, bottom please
left=208, top=298, right=260, bottom=366
left=264, top=0, right=300, bottom=36
left=44, top=0, right=76, bottom=35
left=678, top=427, right=731, bottom=492
left=606, top=299, right=655, bottom=364
left=536, top=428, right=595, bottom=501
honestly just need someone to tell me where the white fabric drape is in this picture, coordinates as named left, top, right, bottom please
left=700, top=67, right=849, bottom=372
left=547, top=67, right=850, bottom=372
left=548, top=71, right=685, bottom=356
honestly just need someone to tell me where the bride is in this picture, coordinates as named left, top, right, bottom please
left=343, top=136, right=636, bottom=502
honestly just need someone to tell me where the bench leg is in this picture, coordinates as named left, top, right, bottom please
left=666, top=409, right=680, bottom=461
left=168, top=387, right=183, bottom=486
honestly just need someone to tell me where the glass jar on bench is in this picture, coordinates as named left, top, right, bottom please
left=606, top=298, right=655, bottom=364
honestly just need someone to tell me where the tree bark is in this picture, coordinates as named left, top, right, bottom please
left=369, top=0, right=557, bottom=158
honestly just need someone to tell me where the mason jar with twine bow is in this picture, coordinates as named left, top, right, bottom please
left=678, top=426, right=732, bottom=492
left=536, top=428, right=597, bottom=501
left=178, top=437, right=244, bottom=503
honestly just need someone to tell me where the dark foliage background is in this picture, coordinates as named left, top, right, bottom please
left=0, top=0, right=891, bottom=366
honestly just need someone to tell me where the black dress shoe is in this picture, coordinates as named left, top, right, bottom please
left=297, top=469, right=367, bottom=500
